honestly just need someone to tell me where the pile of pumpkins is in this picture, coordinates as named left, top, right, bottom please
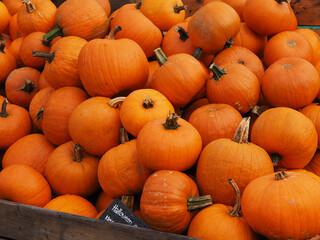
left=1, top=0, right=320, bottom=239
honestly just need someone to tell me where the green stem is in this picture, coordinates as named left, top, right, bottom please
left=174, top=26, right=189, bottom=42
left=154, top=48, right=168, bottom=66
left=208, top=63, right=226, bottom=81
left=32, top=51, right=55, bottom=63
left=187, top=195, right=212, bottom=211
left=43, top=25, right=63, bottom=45
left=174, top=5, right=187, bottom=14
left=0, top=99, right=9, bottom=118
left=227, top=179, right=241, bottom=217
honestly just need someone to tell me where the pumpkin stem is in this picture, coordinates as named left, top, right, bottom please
left=275, top=171, right=288, bottom=180
left=120, top=127, right=129, bottom=144
left=275, top=0, right=291, bottom=4
left=107, top=97, right=126, bottom=108
left=135, top=0, right=142, bottom=9
left=36, top=107, right=44, bottom=122
left=0, top=41, right=6, bottom=53
left=154, top=48, right=168, bottom=66
left=143, top=97, right=154, bottom=109
left=108, top=26, right=122, bottom=40
left=32, top=51, right=55, bottom=63
left=22, top=0, right=36, bottom=13
left=163, top=112, right=181, bottom=130
left=121, top=195, right=134, bottom=210
left=73, top=143, right=85, bottom=163
left=208, top=63, right=226, bottom=81
left=192, top=47, right=203, bottom=60
left=232, top=117, right=250, bottom=144
left=174, top=5, right=187, bottom=14
left=174, top=26, right=189, bottom=42
left=187, top=195, right=212, bottom=211
left=43, top=25, right=63, bottom=45
left=0, top=99, right=9, bottom=118
left=271, top=153, right=283, bottom=167
left=18, top=79, right=36, bottom=94
left=251, top=105, right=265, bottom=116
left=223, top=38, right=234, bottom=49
left=227, top=179, right=241, bottom=217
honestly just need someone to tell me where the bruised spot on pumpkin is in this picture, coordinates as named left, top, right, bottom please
left=281, top=63, right=292, bottom=69
left=234, top=102, right=242, bottom=111
left=207, top=108, right=217, bottom=112
left=152, top=200, right=158, bottom=205
left=287, top=39, right=297, bottom=48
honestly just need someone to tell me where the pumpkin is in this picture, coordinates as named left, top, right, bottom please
left=95, top=191, right=114, bottom=213
left=305, top=151, right=320, bottom=177
left=2, top=133, right=55, bottom=175
left=241, top=171, right=320, bottom=240
left=2, top=0, right=22, bottom=16
left=98, top=130, right=152, bottom=198
left=140, top=170, right=212, bottom=234
left=119, top=89, right=175, bottom=137
left=161, top=22, right=196, bottom=57
left=263, top=31, right=313, bottom=67
left=213, top=46, right=265, bottom=82
left=33, top=36, right=87, bottom=89
left=144, top=61, right=159, bottom=88
left=262, top=57, right=320, bottom=109
left=203, top=0, right=246, bottom=21
left=5, top=67, right=40, bottom=109
left=137, top=113, right=202, bottom=171
left=9, top=14, right=26, bottom=40
left=196, top=117, right=274, bottom=205
left=251, top=107, right=318, bottom=169
left=20, top=32, right=50, bottom=69
left=38, top=72, right=51, bottom=89
left=109, top=3, right=162, bottom=58
left=140, top=0, right=186, bottom=31
left=7, top=37, right=24, bottom=67
left=0, top=100, right=31, bottom=149
left=189, top=103, right=243, bottom=147
left=42, top=87, right=89, bottom=146
left=188, top=1, right=241, bottom=54
left=183, top=98, right=209, bottom=121
left=243, top=0, right=297, bottom=36
left=0, top=41, right=17, bottom=85
left=289, top=169, right=320, bottom=182
left=95, top=0, right=111, bottom=16
left=45, top=141, right=99, bottom=197
left=17, top=0, right=57, bottom=36
left=43, top=194, right=98, bottom=218
left=28, top=87, right=54, bottom=131
left=0, top=164, right=51, bottom=207
left=206, top=63, right=260, bottom=114
left=43, top=0, right=108, bottom=42
left=295, top=28, right=320, bottom=64
left=0, top=2, right=11, bottom=34
left=68, top=97, right=122, bottom=156
left=151, top=48, right=208, bottom=107
left=188, top=179, right=257, bottom=240
left=78, top=26, right=149, bottom=97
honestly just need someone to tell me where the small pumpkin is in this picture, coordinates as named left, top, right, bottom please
left=0, top=41, right=17, bottom=85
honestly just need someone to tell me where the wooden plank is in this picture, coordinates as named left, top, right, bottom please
left=291, top=0, right=320, bottom=26
left=0, top=200, right=198, bottom=240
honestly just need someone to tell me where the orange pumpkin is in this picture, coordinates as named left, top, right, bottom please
left=38, top=71, right=51, bottom=90
left=95, top=191, right=114, bottom=213
left=0, top=2, right=11, bottom=34
left=2, top=0, right=22, bottom=16
left=0, top=41, right=17, bottom=85
left=144, top=61, right=159, bottom=88
left=183, top=98, right=209, bottom=121
left=9, top=13, right=26, bottom=40
left=95, top=0, right=111, bottom=16
left=203, top=0, right=246, bottom=21
left=0, top=164, right=51, bottom=207
left=7, top=37, right=24, bottom=67
left=305, top=151, right=320, bottom=177
left=295, top=28, right=320, bottom=64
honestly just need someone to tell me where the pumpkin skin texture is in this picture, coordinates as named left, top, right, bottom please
left=203, top=0, right=246, bottom=21
left=78, top=29, right=149, bottom=97
left=109, top=4, right=162, bottom=58
left=188, top=1, right=241, bottom=54
left=251, top=107, right=318, bottom=169
left=243, top=0, right=297, bottom=36
left=45, top=141, right=99, bottom=197
left=263, top=31, right=313, bottom=67
left=3, top=0, right=22, bottom=16
left=144, top=61, right=159, bottom=88
left=0, top=164, right=52, bottom=207
left=183, top=98, right=209, bottom=121
left=98, top=139, right=152, bottom=198
left=300, top=104, right=320, bottom=149
left=17, top=0, right=57, bottom=36
left=305, top=151, right=320, bottom=177
left=38, top=72, right=51, bottom=90
left=95, top=0, right=111, bottom=16
left=140, top=170, right=206, bottom=234
left=68, top=97, right=121, bottom=156
left=196, top=118, right=274, bottom=206
left=0, top=42, right=17, bottom=85
left=0, top=100, right=32, bottom=149
left=95, top=191, right=114, bottom=212
left=289, top=169, right=320, bottom=182
left=0, top=2, right=11, bottom=34
left=151, top=49, right=208, bottom=107
left=9, top=14, right=26, bottom=40
left=140, top=0, right=185, bottom=31
left=7, top=37, right=24, bottom=67
left=2, top=134, right=55, bottom=175
left=241, top=171, right=320, bottom=240
left=262, top=57, right=320, bottom=109
left=206, top=63, right=260, bottom=114
left=137, top=113, right=202, bottom=172
left=42, top=87, right=89, bottom=146
left=120, top=89, right=175, bottom=137
left=5, top=67, right=40, bottom=109
left=189, top=103, right=242, bottom=148
left=295, top=28, right=320, bottom=63
left=44, top=194, right=98, bottom=218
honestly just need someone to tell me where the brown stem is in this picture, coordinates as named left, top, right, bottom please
left=32, top=51, right=55, bottom=63
left=154, top=48, right=168, bottom=66
left=36, top=107, right=44, bottom=122
left=174, top=26, right=189, bottom=42
left=275, top=171, right=288, bottom=180
left=232, top=117, right=250, bottom=144
left=163, top=112, right=181, bottom=130
left=108, top=26, right=122, bottom=40
left=0, top=99, right=9, bottom=118
left=143, top=97, right=154, bottom=109
left=223, top=38, right=234, bottom=49
left=0, top=41, right=6, bottom=53
left=22, top=0, right=36, bottom=13
left=208, top=63, right=226, bottom=81
left=227, top=179, right=241, bottom=217
left=73, top=144, right=84, bottom=163
left=18, top=79, right=36, bottom=94
left=121, top=196, right=134, bottom=210
left=174, top=5, right=187, bottom=14
left=251, top=105, right=265, bottom=116
left=135, top=0, right=142, bottom=9
left=187, top=195, right=212, bottom=211
left=107, top=96, right=126, bottom=108
left=192, top=47, right=203, bottom=60
left=275, top=0, right=291, bottom=4
left=271, top=153, right=282, bottom=167
left=119, top=127, right=129, bottom=144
